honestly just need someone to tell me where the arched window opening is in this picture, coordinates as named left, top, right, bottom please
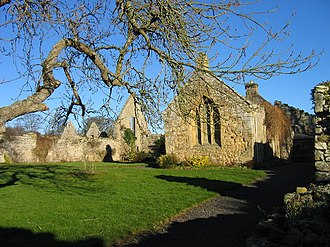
left=206, top=102, right=212, bottom=144
left=195, top=97, right=221, bottom=146
left=196, top=110, right=202, bottom=145
left=214, top=107, right=221, bottom=146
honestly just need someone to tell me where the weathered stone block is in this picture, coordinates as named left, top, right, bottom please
left=314, top=150, right=324, bottom=161
left=86, top=122, right=101, bottom=138
left=315, top=142, right=327, bottom=150
left=314, top=95, right=324, bottom=113
left=315, top=171, right=330, bottom=182
left=315, top=127, right=323, bottom=134
left=315, top=161, right=330, bottom=172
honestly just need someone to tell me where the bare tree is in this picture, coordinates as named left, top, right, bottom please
left=0, top=0, right=319, bottom=133
left=10, top=113, right=43, bottom=133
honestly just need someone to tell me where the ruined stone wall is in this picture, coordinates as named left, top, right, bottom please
left=0, top=96, right=153, bottom=164
left=0, top=122, right=126, bottom=163
left=164, top=73, right=266, bottom=166
left=45, top=122, right=124, bottom=162
left=46, top=136, right=123, bottom=162
left=274, top=100, right=315, bottom=135
left=313, top=83, right=330, bottom=181
left=115, top=95, right=151, bottom=152
left=0, top=133, right=38, bottom=163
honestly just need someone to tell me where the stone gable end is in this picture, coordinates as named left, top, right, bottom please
left=164, top=73, right=267, bottom=166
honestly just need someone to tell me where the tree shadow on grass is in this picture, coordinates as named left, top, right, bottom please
left=123, top=162, right=315, bottom=247
left=155, top=175, right=243, bottom=194
left=0, top=172, right=19, bottom=188
left=0, top=164, right=101, bottom=194
left=0, top=227, right=104, bottom=247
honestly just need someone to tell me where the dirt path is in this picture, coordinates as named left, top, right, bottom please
left=124, top=162, right=315, bottom=247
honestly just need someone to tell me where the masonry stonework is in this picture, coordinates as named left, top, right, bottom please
left=115, top=96, right=151, bottom=152
left=313, top=83, right=330, bottom=181
left=164, top=72, right=267, bottom=165
left=0, top=133, right=38, bottom=163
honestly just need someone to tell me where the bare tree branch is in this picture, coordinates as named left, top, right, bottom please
left=0, top=0, right=321, bottom=133
left=0, top=0, right=10, bottom=8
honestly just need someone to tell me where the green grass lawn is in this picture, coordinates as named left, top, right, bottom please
left=0, top=162, right=265, bottom=246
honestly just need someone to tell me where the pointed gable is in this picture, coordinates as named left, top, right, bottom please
left=61, top=121, right=77, bottom=138
left=86, top=122, right=101, bottom=138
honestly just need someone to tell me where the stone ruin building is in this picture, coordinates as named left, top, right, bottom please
left=163, top=57, right=313, bottom=166
left=0, top=96, right=152, bottom=163
left=163, top=71, right=267, bottom=166
left=0, top=61, right=320, bottom=168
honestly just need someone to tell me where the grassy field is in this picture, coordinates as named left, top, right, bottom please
left=0, top=162, right=265, bottom=246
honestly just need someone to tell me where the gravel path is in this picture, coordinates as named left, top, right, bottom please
left=122, top=162, right=315, bottom=247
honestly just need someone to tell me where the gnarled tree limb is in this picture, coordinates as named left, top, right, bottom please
left=0, top=38, right=122, bottom=133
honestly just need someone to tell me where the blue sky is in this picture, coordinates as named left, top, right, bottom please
left=0, top=0, right=329, bottom=118
left=232, top=0, right=330, bottom=113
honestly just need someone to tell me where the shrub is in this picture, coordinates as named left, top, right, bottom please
left=260, top=101, right=292, bottom=145
left=126, top=151, right=150, bottom=163
left=185, top=155, right=210, bottom=167
left=157, top=154, right=180, bottom=169
left=4, top=153, right=12, bottom=164
left=242, top=160, right=255, bottom=169
left=4, top=126, right=27, bottom=137
left=122, top=128, right=137, bottom=149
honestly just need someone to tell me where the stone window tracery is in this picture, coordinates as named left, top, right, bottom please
left=195, top=97, right=221, bottom=146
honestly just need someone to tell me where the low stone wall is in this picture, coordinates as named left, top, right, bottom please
left=0, top=121, right=150, bottom=163
left=45, top=136, right=124, bottom=163
left=313, top=83, right=330, bottom=181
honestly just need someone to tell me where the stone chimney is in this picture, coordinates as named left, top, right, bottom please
left=245, top=82, right=259, bottom=100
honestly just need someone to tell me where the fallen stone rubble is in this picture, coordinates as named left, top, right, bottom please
left=247, top=184, right=330, bottom=247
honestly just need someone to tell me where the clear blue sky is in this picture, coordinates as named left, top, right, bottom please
left=0, top=0, right=329, bottom=117
left=233, top=0, right=330, bottom=113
